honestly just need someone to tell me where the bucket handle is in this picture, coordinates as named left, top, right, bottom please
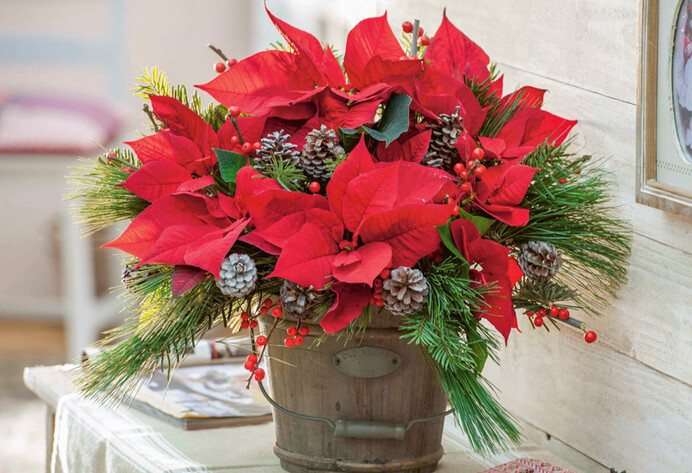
left=257, top=381, right=453, bottom=441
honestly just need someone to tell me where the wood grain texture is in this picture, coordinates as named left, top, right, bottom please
left=379, top=0, right=639, bottom=103
left=260, top=312, right=448, bottom=473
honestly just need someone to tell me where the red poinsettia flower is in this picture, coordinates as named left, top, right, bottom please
left=450, top=218, right=523, bottom=342
left=240, top=138, right=454, bottom=332
left=104, top=165, right=280, bottom=279
left=121, top=96, right=266, bottom=203
left=472, top=162, right=538, bottom=227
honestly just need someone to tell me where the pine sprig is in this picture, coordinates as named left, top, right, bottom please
left=254, top=154, right=308, bottom=192
left=66, top=150, right=148, bottom=235
left=488, top=143, right=632, bottom=313
left=466, top=63, right=501, bottom=109
left=511, top=278, right=579, bottom=312
left=399, top=259, right=521, bottom=455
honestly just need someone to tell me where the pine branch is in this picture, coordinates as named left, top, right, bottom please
left=66, top=150, right=148, bottom=235
left=255, top=155, right=308, bottom=192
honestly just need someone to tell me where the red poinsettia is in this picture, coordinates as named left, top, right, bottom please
left=450, top=218, right=523, bottom=342
left=240, top=138, right=454, bottom=332
left=121, top=95, right=266, bottom=203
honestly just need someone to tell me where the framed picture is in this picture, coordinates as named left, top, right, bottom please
left=638, top=0, right=692, bottom=216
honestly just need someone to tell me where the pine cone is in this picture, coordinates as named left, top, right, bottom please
left=300, top=125, right=344, bottom=180
left=216, top=254, right=258, bottom=297
left=280, top=280, right=322, bottom=318
left=381, top=266, right=429, bottom=317
left=517, top=241, right=563, bottom=281
left=422, top=107, right=463, bottom=171
left=254, top=130, right=300, bottom=174
left=121, top=263, right=135, bottom=287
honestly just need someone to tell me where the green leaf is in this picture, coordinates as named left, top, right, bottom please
left=340, top=93, right=412, bottom=147
left=214, top=148, right=246, bottom=191
left=435, top=220, right=470, bottom=278
left=465, top=326, right=489, bottom=373
left=338, top=127, right=363, bottom=152
left=457, top=209, right=494, bottom=235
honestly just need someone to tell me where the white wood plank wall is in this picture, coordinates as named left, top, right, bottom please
left=380, top=1, right=691, bottom=471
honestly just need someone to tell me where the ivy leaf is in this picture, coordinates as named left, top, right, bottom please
left=435, top=220, right=470, bottom=278
left=214, top=148, right=247, bottom=191
left=457, top=208, right=494, bottom=235
left=465, top=326, right=489, bottom=373
left=340, top=93, right=412, bottom=147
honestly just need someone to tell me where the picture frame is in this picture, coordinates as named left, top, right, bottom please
left=637, top=0, right=692, bottom=216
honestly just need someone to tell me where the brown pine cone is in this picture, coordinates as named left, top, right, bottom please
left=381, top=266, right=429, bottom=317
left=300, top=125, right=344, bottom=180
left=421, top=106, right=463, bottom=171
left=516, top=241, right=563, bottom=281
left=280, top=280, right=322, bottom=318
left=254, top=130, right=300, bottom=175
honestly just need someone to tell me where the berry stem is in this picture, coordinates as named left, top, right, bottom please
left=553, top=314, right=587, bottom=331
left=229, top=116, right=245, bottom=145
left=409, top=19, right=421, bottom=57
left=244, top=316, right=278, bottom=389
left=207, top=43, right=228, bottom=61
left=142, top=103, right=159, bottom=133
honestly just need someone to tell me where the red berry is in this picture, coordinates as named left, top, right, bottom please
left=458, top=170, right=468, bottom=180
left=373, top=278, right=383, bottom=289
left=299, top=326, right=309, bottom=336
left=379, top=269, right=391, bottom=279
left=294, top=334, right=304, bottom=346
left=309, top=181, right=321, bottom=193
left=549, top=306, right=559, bottom=317
left=243, top=360, right=255, bottom=371
left=264, top=299, right=273, bottom=308
left=537, top=308, right=547, bottom=318
left=249, top=320, right=258, bottom=329
left=370, top=297, right=377, bottom=305
left=460, top=182, right=471, bottom=192
left=258, top=307, right=267, bottom=315
left=373, top=290, right=383, bottom=299
left=120, top=166, right=133, bottom=173
left=256, top=336, right=267, bottom=346
left=254, top=368, right=265, bottom=381
left=558, top=309, right=570, bottom=320
left=226, top=58, right=238, bottom=67
left=526, top=311, right=535, bottom=317
left=240, top=312, right=250, bottom=320
left=418, top=27, right=424, bottom=37
left=452, top=205, right=460, bottom=216
left=375, top=299, right=384, bottom=307
left=287, top=327, right=298, bottom=336
left=402, top=21, right=413, bottom=33
left=247, top=354, right=258, bottom=363
left=453, top=162, right=465, bottom=175
left=534, top=317, right=544, bottom=327
left=214, top=61, right=226, bottom=73
left=419, top=35, right=430, bottom=46
left=471, top=147, right=485, bottom=160
left=559, top=178, right=568, bottom=184
left=272, top=307, right=282, bottom=318
left=228, top=106, right=241, bottom=118
left=466, top=159, right=475, bottom=169
left=284, top=337, right=295, bottom=348
left=240, top=320, right=250, bottom=329
left=241, top=142, right=252, bottom=154
left=474, top=164, right=486, bottom=176
left=584, top=331, right=597, bottom=343
left=253, top=141, right=261, bottom=150
left=230, top=136, right=239, bottom=145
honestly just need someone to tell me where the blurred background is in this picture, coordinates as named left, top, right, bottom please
left=0, top=1, right=374, bottom=470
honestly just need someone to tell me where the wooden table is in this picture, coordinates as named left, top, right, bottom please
left=24, top=364, right=583, bottom=473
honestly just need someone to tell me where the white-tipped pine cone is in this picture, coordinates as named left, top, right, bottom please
left=516, top=241, right=563, bottom=281
left=216, top=254, right=258, bottom=298
left=422, top=107, right=463, bottom=171
left=254, top=130, right=300, bottom=174
left=300, top=125, right=344, bottom=180
left=381, top=266, right=429, bottom=317
left=280, top=280, right=321, bottom=318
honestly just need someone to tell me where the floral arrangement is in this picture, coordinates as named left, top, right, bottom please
left=70, top=7, right=630, bottom=454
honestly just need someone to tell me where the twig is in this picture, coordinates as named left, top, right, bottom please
left=142, top=104, right=159, bottom=133
left=207, top=43, right=228, bottom=61
left=410, top=19, right=420, bottom=57
left=108, top=154, right=139, bottom=171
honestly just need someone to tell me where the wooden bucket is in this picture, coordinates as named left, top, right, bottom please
left=259, top=310, right=449, bottom=473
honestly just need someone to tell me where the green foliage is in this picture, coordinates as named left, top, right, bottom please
left=512, top=278, right=579, bottom=312
left=466, top=63, right=501, bottom=109
left=254, top=155, right=308, bottom=192
left=66, top=149, right=148, bottom=235
left=399, top=259, right=521, bottom=455
left=488, top=143, right=632, bottom=313
left=341, top=93, right=413, bottom=146
left=214, top=148, right=246, bottom=192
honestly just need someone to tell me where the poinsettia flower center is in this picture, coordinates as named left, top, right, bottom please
left=339, top=239, right=358, bottom=251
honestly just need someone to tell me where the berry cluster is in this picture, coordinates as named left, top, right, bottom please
left=284, top=324, right=309, bottom=348
left=369, top=268, right=392, bottom=307
left=454, top=147, right=486, bottom=192
left=525, top=306, right=597, bottom=343
left=243, top=353, right=265, bottom=381
left=239, top=298, right=283, bottom=331
left=401, top=21, right=430, bottom=47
